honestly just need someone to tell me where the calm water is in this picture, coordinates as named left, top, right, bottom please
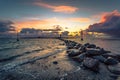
left=68, top=37, right=120, bottom=54
left=0, top=38, right=120, bottom=65
left=0, top=39, right=66, bottom=69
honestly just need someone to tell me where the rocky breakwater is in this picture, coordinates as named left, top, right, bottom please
left=60, top=39, right=120, bottom=79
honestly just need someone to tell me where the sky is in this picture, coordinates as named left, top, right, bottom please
left=0, top=0, right=120, bottom=37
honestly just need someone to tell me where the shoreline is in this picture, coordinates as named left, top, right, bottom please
left=59, top=38, right=120, bottom=80
left=0, top=38, right=120, bottom=80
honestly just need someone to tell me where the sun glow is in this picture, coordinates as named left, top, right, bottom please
left=14, top=17, right=90, bottom=32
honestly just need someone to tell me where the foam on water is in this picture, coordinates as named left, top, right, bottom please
left=0, top=48, right=65, bottom=72
left=0, top=39, right=66, bottom=72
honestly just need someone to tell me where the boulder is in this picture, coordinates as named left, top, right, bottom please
left=83, top=57, right=99, bottom=72
left=108, top=63, right=120, bottom=75
left=84, top=43, right=90, bottom=47
left=100, top=48, right=111, bottom=54
left=79, top=46, right=87, bottom=53
left=96, top=46, right=101, bottom=49
left=102, top=53, right=120, bottom=62
left=72, top=53, right=86, bottom=62
left=74, top=43, right=82, bottom=49
left=85, top=49, right=102, bottom=57
left=67, top=49, right=81, bottom=57
left=102, top=53, right=114, bottom=58
left=93, top=55, right=106, bottom=63
left=53, top=61, right=58, bottom=65
left=87, top=44, right=96, bottom=48
left=116, top=54, right=120, bottom=62
left=109, top=74, right=119, bottom=80
left=104, top=57, right=119, bottom=65
left=67, top=46, right=74, bottom=49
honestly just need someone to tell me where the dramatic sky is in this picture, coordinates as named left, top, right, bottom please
left=0, top=0, right=120, bottom=37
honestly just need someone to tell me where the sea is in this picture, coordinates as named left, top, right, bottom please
left=68, top=37, right=120, bottom=54
left=0, top=38, right=66, bottom=66
left=0, top=38, right=120, bottom=80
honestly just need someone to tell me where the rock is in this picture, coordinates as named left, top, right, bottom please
left=66, top=41, right=77, bottom=49
left=96, top=46, right=101, bottom=49
left=79, top=46, right=87, bottom=53
left=102, top=53, right=114, bottom=58
left=100, top=48, right=111, bottom=54
left=67, top=49, right=81, bottom=57
left=104, top=57, right=119, bottom=65
left=87, top=44, right=96, bottom=48
left=117, top=77, right=120, bottom=80
left=72, top=53, right=86, bottom=62
left=109, top=74, right=119, bottom=80
left=5, top=74, right=15, bottom=80
left=84, top=43, right=90, bottom=47
left=108, top=63, right=120, bottom=75
left=53, top=61, right=58, bottom=65
left=85, top=49, right=102, bottom=57
left=74, top=43, right=82, bottom=49
left=102, top=53, right=120, bottom=62
left=53, top=56, right=56, bottom=58
left=93, top=55, right=106, bottom=63
left=116, top=54, right=120, bottom=62
left=83, top=57, right=99, bottom=72
left=67, top=46, right=74, bottom=49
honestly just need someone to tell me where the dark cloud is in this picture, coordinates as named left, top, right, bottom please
left=20, top=28, right=62, bottom=38
left=61, top=31, right=69, bottom=36
left=87, top=10, right=120, bottom=37
left=0, top=20, right=15, bottom=33
left=52, top=25, right=63, bottom=31
left=20, top=28, right=41, bottom=34
left=20, top=25, right=62, bottom=34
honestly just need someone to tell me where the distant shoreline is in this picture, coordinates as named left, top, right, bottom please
left=0, top=37, right=78, bottom=39
left=0, top=37, right=120, bottom=40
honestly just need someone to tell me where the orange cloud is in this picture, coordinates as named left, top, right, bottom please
left=15, top=20, right=51, bottom=30
left=53, top=6, right=78, bottom=13
left=68, top=18, right=90, bottom=23
left=87, top=10, right=120, bottom=37
left=14, top=18, right=65, bottom=30
left=14, top=17, right=92, bottom=32
left=33, top=2, right=78, bottom=13
left=100, top=10, right=120, bottom=22
left=91, top=10, right=120, bottom=23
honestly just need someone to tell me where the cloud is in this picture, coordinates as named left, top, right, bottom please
left=15, top=18, right=64, bottom=30
left=20, top=27, right=62, bottom=38
left=33, top=2, right=78, bottom=13
left=53, top=6, right=78, bottom=13
left=68, top=18, right=90, bottom=23
left=87, top=10, right=120, bottom=37
left=15, top=19, right=53, bottom=30
left=0, top=20, right=16, bottom=33
left=52, top=25, right=63, bottom=31
left=20, top=25, right=62, bottom=34
left=20, top=28, right=40, bottom=34
left=61, top=31, right=69, bottom=36
left=15, top=17, right=90, bottom=31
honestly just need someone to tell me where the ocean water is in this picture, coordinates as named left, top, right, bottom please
left=0, top=38, right=80, bottom=80
left=0, top=38, right=120, bottom=80
left=0, top=39, right=66, bottom=69
left=68, top=37, right=120, bottom=54
left=0, top=38, right=120, bottom=68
